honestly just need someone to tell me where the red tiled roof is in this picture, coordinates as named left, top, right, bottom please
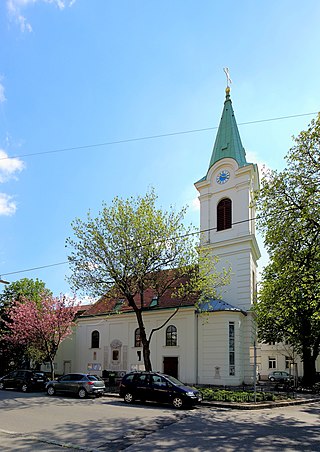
left=82, top=274, right=198, bottom=317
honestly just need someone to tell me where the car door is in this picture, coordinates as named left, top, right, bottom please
left=56, top=374, right=72, bottom=392
left=68, top=374, right=83, bottom=394
left=4, top=371, right=18, bottom=388
left=134, top=374, right=152, bottom=401
left=16, top=370, right=29, bottom=389
left=150, top=375, right=171, bottom=404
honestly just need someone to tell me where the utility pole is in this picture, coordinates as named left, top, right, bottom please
left=253, top=341, right=257, bottom=403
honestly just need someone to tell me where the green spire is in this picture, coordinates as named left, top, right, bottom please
left=208, top=87, right=247, bottom=170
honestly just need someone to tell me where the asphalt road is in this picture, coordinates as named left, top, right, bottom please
left=0, top=390, right=319, bottom=451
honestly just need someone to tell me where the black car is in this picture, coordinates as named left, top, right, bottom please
left=119, top=371, right=202, bottom=409
left=0, top=370, right=48, bottom=392
left=46, top=373, right=106, bottom=398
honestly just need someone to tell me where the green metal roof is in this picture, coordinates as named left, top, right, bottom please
left=208, top=88, right=247, bottom=171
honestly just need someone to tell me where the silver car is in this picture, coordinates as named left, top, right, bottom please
left=46, top=373, right=105, bottom=398
left=268, top=371, right=293, bottom=383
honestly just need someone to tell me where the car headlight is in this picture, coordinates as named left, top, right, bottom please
left=186, top=391, right=196, bottom=397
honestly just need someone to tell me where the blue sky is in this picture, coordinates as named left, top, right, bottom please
left=0, top=0, right=319, bottom=298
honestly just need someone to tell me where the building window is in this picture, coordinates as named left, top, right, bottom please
left=285, top=356, right=292, bottom=369
left=268, top=357, right=276, bottom=369
left=217, top=198, right=232, bottom=231
left=135, top=328, right=142, bottom=347
left=91, top=330, right=100, bottom=348
left=114, top=298, right=125, bottom=312
left=112, top=350, right=119, bottom=361
left=166, top=325, right=177, bottom=346
left=229, top=322, right=235, bottom=376
left=149, top=296, right=159, bottom=308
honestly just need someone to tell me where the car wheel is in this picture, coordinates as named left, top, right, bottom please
left=21, top=384, right=28, bottom=392
left=47, top=385, right=56, bottom=396
left=0, top=382, right=5, bottom=390
left=124, top=392, right=134, bottom=403
left=270, top=377, right=275, bottom=382
left=78, top=388, right=87, bottom=399
left=172, top=397, right=184, bottom=409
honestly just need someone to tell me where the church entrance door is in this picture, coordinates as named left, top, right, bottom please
left=163, top=357, right=178, bottom=378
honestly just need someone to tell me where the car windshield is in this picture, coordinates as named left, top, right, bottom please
left=163, top=374, right=185, bottom=386
left=87, top=375, right=99, bottom=381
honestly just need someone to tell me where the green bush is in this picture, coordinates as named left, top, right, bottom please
left=198, top=387, right=277, bottom=403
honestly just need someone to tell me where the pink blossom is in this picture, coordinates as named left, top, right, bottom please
left=4, top=294, right=78, bottom=377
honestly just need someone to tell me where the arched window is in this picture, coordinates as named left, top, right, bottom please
left=91, top=330, right=100, bottom=348
left=217, top=198, right=232, bottom=231
left=166, top=325, right=177, bottom=346
left=135, top=328, right=142, bottom=347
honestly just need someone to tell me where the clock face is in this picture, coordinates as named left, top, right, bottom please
left=216, top=170, right=230, bottom=185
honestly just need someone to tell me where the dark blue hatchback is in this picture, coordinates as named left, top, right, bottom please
left=119, top=371, right=202, bottom=408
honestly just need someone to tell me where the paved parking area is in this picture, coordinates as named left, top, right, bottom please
left=0, top=390, right=319, bottom=451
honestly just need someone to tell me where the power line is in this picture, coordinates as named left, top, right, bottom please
left=1, top=217, right=256, bottom=278
left=0, top=111, right=318, bottom=162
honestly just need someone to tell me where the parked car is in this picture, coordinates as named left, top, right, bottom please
left=119, top=371, right=202, bottom=409
left=0, top=370, right=48, bottom=392
left=46, top=373, right=105, bottom=398
left=268, top=371, right=294, bottom=382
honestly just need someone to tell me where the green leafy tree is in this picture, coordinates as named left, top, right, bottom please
left=0, top=278, right=52, bottom=374
left=254, top=114, right=320, bottom=385
left=67, top=189, right=229, bottom=371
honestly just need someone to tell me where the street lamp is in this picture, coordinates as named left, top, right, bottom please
left=0, top=276, right=9, bottom=284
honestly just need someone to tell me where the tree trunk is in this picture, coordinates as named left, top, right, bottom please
left=135, top=309, right=152, bottom=371
left=49, top=358, right=55, bottom=380
left=142, top=341, right=152, bottom=372
left=302, top=346, right=316, bottom=385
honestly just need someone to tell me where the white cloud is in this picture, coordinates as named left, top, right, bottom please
left=0, top=149, right=25, bottom=183
left=6, top=0, right=76, bottom=32
left=0, top=193, right=17, bottom=216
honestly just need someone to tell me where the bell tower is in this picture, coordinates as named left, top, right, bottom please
left=195, top=85, right=260, bottom=311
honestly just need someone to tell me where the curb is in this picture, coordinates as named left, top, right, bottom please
left=105, top=392, right=320, bottom=410
left=200, top=396, right=320, bottom=410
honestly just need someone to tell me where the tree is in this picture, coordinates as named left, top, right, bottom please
left=4, top=294, right=77, bottom=379
left=0, top=278, right=52, bottom=374
left=66, top=189, right=229, bottom=371
left=254, top=114, right=320, bottom=385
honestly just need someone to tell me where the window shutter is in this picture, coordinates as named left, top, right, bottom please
left=217, top=198, right=232, bottom=231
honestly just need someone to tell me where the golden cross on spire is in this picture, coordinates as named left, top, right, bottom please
left=223, top=67, right=232, bottom=87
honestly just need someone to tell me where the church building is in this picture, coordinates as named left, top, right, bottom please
left=52, top=86, right=261, bottom=386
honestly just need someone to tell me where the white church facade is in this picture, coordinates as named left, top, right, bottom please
left=50, top=86, right=263, bottom=386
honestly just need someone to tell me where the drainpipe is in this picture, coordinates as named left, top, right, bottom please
left=195, top=312, right=199, bottom=385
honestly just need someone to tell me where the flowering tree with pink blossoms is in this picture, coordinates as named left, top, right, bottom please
left=4, top=294, right=78, bottom=379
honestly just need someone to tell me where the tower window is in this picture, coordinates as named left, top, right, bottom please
left=217, top=198, right=232, bottom=231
